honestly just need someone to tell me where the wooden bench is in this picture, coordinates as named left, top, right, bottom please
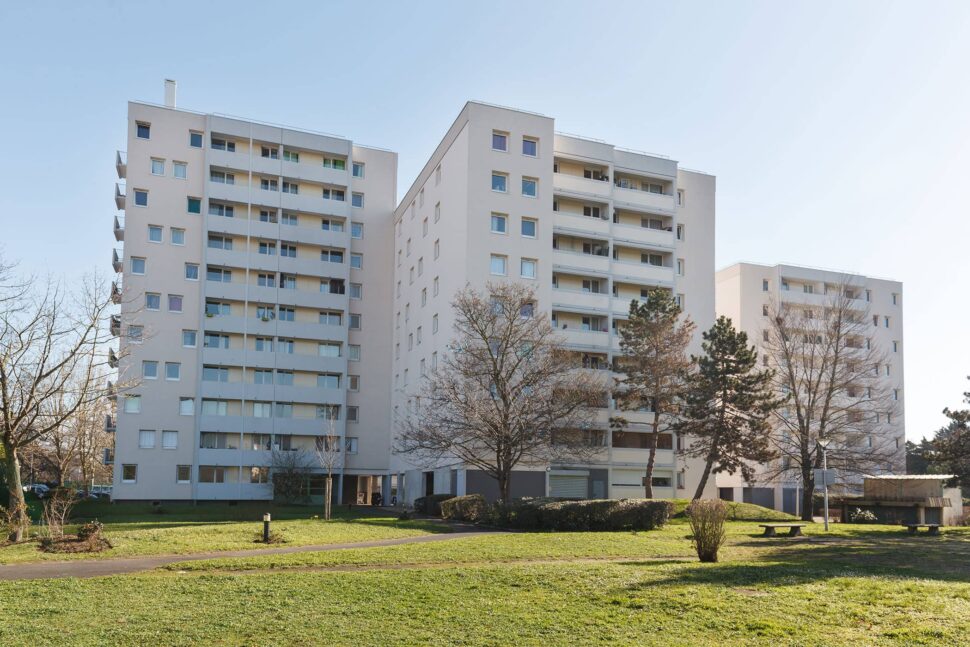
left=904, top=524, right=940, bottom=536
left=759, top=523, right=807, bottom=537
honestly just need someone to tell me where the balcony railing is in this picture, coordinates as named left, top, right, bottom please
left=111, top=249, right=122, bottom=273
left=115, top=150, right=127, bottom=179
left=114, top=182, right=126, bottom=210
left=104, top=415, right=116, bottom=433
left=113, top=214, right=125, bottom=241
left=108, top=348, right=118, bottom=369
left=102, top=448, right=114, bottom=465
left=109, top=315, right=120, bottom=337
left=110, top=280, right=122, bottom=304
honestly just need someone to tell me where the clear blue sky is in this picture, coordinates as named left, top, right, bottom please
left=1, top=1, right=968, bottom=441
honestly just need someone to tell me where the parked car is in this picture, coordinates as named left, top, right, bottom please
left=23, top=484, right=50, bottom=498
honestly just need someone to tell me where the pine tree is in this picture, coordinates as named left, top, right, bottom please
left=677, top=316, right=784, bottom=500
left=612, top=289, right=695, bottom=498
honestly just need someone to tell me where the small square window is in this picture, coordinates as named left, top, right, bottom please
left=350, top=283, right=362, bottom=299
left=138, top=429, right=156, bottom=449
left=350, top=253, right=363, bottom=270
left=348, top=345, right=361, bottom=361
left=492, top=131, right=508, bottom=152
left=174, top=161, right=187, bottom=179
left=491, top=173, right=507, bottom=193
left=148, top=225, right=162, bottom=243
left=136, top=122, right=150, bottom=139
left=168, top=294, right=183, bottom=312
left=142, top=361, right=158, bottom=380
left=176, top=465, right=191, bottom=483
left=490, top=213, right=507, bottom=234
left=352, top=162, right=364, bottom=178
left=522, top=177, right=537, bottom=197
left=145, top=293, right=160, bottom=310
left=189, top=132, right=203, bottom=148
left=165, top=362, right=181, bottom=381
left=351, top=222, right=363, bottom=239
left=348, top=375, right=360, bottom=391
left=185, top=263, right=199, bottom=281
left=124, top=395, right=141, bottom=414
left=134, top=190, right=148, bottom=207
left=349, top=314, right=361, bottom=330
left=171, top=228, right=185, bottom=245
left=521, top=258, right=537, bottom=279
left=131, top=257, right=146, bottom=275
left=179, top=398, right=194, bottom=416
left=151, top=159, right=164, bottom=175
left=521, top=218, right=537, bottom=238
left=522, top=137, right=538, bottom=157
left=352, top=193, right=364, bottom=208
left=182, top=330, right=197, bottom=347
left=490, top=255, right=507, bottom=276
left=187, top=197, right=201, bottom=214
left=122, top=464, right=138, bottom=483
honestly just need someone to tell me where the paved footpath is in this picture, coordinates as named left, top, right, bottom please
left=0, top=529, right=503, bottom=581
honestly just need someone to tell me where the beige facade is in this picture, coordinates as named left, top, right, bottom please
left=389, top=102, right=718, bottom=504
left=111, top=93, right=396, bottom=502
left=715, top=263, right=905, bottom=514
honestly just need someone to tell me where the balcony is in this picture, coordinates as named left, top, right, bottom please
left=106, top=380, right=116, bottom=400
left=553, top=172, right=612, bottom=200
left=102, top=448, right=114, bottom=465
left=557, top=328, right=611, bottom=350
left=610, top=223, right=674, bottom=249
left=113, top=214, right=125, bottom=241
left=104, top=415, right=116, bottom=434
left=552, top=289, right=610, bottom=313
left=115, top=151, right=127, bottom=179
left=112, top=249, right=122, bottom=273
left=551, top=249, right=610, bottom=275
left=109, top=315, right=120, bottom=337
left=610, top=260, right=674, bottom=285
left=612, top=179, right=675, bottom=214
left=114, top=183, right=125, bottom=210
left=107, top=348, right=118, bottom=369
left=110, top=280, right=122, bottom=304
left=554, top=211, right=611, bottom=237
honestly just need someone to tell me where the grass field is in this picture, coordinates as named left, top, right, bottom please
left=1, top=502, right=968, bottom=645
left=0, top=500, right=445, bottom=564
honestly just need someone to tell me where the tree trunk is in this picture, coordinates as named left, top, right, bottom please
left=4, top=444, right=28, bottom=542
left=800, top=466, right=815, bottom=522
left=497, top=471, right=511, bottom=503
left=693, top=435, right=720, bottom=500
left=324, top=473, right=333, bottom=521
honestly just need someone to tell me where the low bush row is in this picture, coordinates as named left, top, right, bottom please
left=412, top=493, right=456, bottom=516
left=439, top=494, right=673, bottom=531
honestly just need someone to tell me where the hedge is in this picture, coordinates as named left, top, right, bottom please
left=440, top=494, right=489, bottom=523
left=491, top=497, right=672, bottom=531
left=412, top=493, right=455, bottom=516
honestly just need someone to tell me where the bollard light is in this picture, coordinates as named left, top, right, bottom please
left=263, top=513, right=271, bottom=542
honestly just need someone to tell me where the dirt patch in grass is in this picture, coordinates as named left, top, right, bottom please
left=39, top=535, right=113, bottom=555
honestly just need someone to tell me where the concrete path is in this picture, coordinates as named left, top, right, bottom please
left=0, top=529, right=504, bottom=581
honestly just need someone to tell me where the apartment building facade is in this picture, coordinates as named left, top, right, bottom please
left=715, top=263, right=905, bottom=515
left=389, top=102, right=718, bottom=504
left=110, top=84, right=397, bottom=502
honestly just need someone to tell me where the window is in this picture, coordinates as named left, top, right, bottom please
left=893, top=341, right=898, bottom=353
left=677, top=189, right=685, bottom=206
left=145, top=293, right=160, bottom=310
left=205, top=301, right=230, bottom=316
left=206, top=267, right=231, bottom=283
left=434, top=239, right=440, bottom=259
left=202, top=366, right=229, bottom=382
left=171, top=228, right=185, bottom=245
left=323, top=157, right=346, bottom=170
left=521, top=258, right=537, bottom=279
left=435, top=165, right=441, bottom=185
left=884, top=316, right=890, bottom=328
left=261, top=146, right=279, bottom=159
left=348, top=344, right=361, bottom=361
left=168, top=294, right=183, bottom=312
left=317, top=374, right=340, bottom=389
left=490, top=255, right=507, bottom=275
left=521, top=177, right=537, bottom=197
left=165, top=362, right=181, bottom=381
left=184, top=263, right=199, bottom=281
left=318, top=342, right=341, bottom=358
left=352, top=162, right=364, bottom=178
left=281, top=181, right=298, bottom=194
left=892, top=293, right=898, bottom=305
left=134, top=190, right=148, bottom=207
left=351, top=253, right=363, bottom=269
left=142, top=361, right=158, bottom=380
left=122, top=464, right=137, bottom=483
left=275, top=371, right=294, bottom=386
left=148, top=225, right=162, bottom=243
left=492, top=131, right=508, bottom=151
left=179, top=397, right=195, bottom=416
left=124, top=395, right=141, bottom=414
left=422, top=217, right=429, bottom=237
left=421, top=288, right=427, bottom=306
left=418, top=258, right=424, bottom=276
left=187, top=197, right=201, bottom=214
left=491, top=172, right=508, bottom=193
left=182, top=330, right=197, bottom=347
left=522, top=137, right=538, bottom=157
left=176, top=465, right=191, bottom=483
left=151, top=158, right=164, bottom=175
left=258, top=241, right=276, bottom=256
left=278, top=307, right=294, bottom=322
left=763, top=279, right=769, bottom=292
left=257, top=273, right=275, bottom=288
left=162, top=430, right=177, bottom=450
left=281, top=212, right=297, bottom=226
left=349, top=283, right=362, bottom=299
left=676, top=259, right=684, bottom=276
left=349, top=314, right=361, bottom=330
left=252, top=402, right=272, bottom=418
left=210, top=170, right=234, bottom=184
left=252, top=369, right=273, bottom=385
left=261, top=178, right=278, bottom=191
left=321, top=249, right=344, bottom=264
left=198, top=466, right=227, bottom=483
left=347, top=406, right=359, bottom=423
left=434, top=202, right=441, bottom=222
left=490, top=213, right=507, bottom=234
left=323, top=187, right=345, bottom=201
left=676, top=224, right=684, bottom=240
left=352, top=193, right=364, bottom=208
left=254, top=337, right=274, bottom=352
left=210, top=203, right=234, bottom=218
left=521, top=218, right=536, bottom=238
left=348, top=375, right=360, bottom=391
left=520, top=302, right=535, bottom=318
left=131, top=257, right=146, bottom=275
left=433, top=314, right=439, bottom=333
left=136, top=122, right=150, bottom=139
left=433, top=276, right=439, bottom=296
left=189, top=131, right=203, bottom=148
left=351, top=222, right=363, bottom=239
left=420, top=188, right=425, bottom=206
left=762, top=304, right=769, bottom=316
left=319, top=311, right=342, bottom=326
left=281, top=244, right=296, bottom=258
left=281, top=149, right=299, bottom=163
left=250, top=467, right=269, bottom=484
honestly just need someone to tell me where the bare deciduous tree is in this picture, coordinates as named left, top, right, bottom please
left=762, top=281, right=901, bottom=520
left=396, top=283, right=603, bottom=502
left=611, top=289, right=695, bottom=498
left=0, top=264, right=116, bottom=541
left=314, top=411, right=343, bottom=520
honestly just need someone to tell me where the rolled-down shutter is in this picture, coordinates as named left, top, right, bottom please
left=549, top=474, right=588, bottom=499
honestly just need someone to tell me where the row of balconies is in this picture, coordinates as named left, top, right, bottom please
left=206, top=214, right=351, bottom=250
left=208, top=179, right=350, bottom=218
left=201, top=314, right=349, bottom=344
left=198, top=382, right=346, bottom=408
left=201, top=347, right=346, bottom=374
left=551, top=249, right=674, bottom=284
left=208, top=147, right=351, bottom=187
left=202, top=281, right=349, bottom=312
left=553, top=170, right=675, bottom=214
left=204, top=247, right=352, bottom=280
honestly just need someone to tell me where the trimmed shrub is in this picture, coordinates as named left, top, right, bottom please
left=413, top=493, right=456, bottom=516
left=440, top=494, right=488, bottom=523
left=493, top=498, right=673, bottom=532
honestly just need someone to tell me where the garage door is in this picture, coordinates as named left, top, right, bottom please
left=549, top=474, right=588, bottom=498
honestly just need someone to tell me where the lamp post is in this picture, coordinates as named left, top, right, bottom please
left=817, top=439, right=831, bottom=532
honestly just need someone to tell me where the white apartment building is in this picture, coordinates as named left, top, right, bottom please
left=110, top=82, right=397, bottom=503
left=715, top=263, right=905, bottom=515
left=390, top=102, right=718, bottom=504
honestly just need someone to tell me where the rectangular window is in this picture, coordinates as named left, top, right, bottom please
left=148, top=225, right=162, bottom=243
left=317, top=374, right=340, bottom=389
left=522, top=177, right=537, bottom=197
left=347, top=406, right=359, bottom=423
left=349, top=283, right=362, bottom=299
left=490, top=255, right=507, bottom=276
left=348, top=375, right=360, bottom=391
left=202, top=366, right=229, bottom=382
left=521, top=218, right=537, bottom=238
left=490, top=213, right=507, bottom=234
left=122, top=464, right=137, bottom=483
left=281, top=181, right=298, bottom=194
left=151, top=158, right=164, bottom=175
left=282, top=150, right=299, bottom=163
left=179, top=398, right=194, bottom=416
left=136, top=122, right=150, bottom=139
left=124, top=395, right=141, bottom=414
left=520, top=258, right=537, bottom=279
left=131, top=257, right=146, bottom=275
left=254, top=337, right=273, bottom=352
left=352, top=162, right=364, bottom=178
left=162, top=430, right=178, bottom=450
left=433, top=277, right=439, bottom=296
left=491, top=172, right=507, bottom=193
left=184, top=263, right=199, bottom=280
left=522, top=137, right=538, bottom=157
left=142, top=361, right=158, bottom=380
left=350, top=253, right=363, bottom=269
left=170, top=228, right=185, bottom=245
left=261, top=146, right=278, bottom=159
left=433, top=314, right=439, bottom=333
left=351, top=222, right=363, bottom=239
left=165, top=362, right=181, bottom=381
left=182, top=330, right=197, bottom=347
left=201, top=400, right=229, bottom=416
left=281, top=212, right=297, bottom=226
left=209, top=203, right=234, bottom=218
left=423, top=218, right=429, bottom=237
left=145, top=293, right=160, bottom=310
left=189, top=131, right=203, bottom=148
left=492, top=131, right=508, bottom=151
left=349, top=314, right=361, bottom=330
left=348, top=344, right=361, bottom=361
left=134, top=190, right=148, bottom=207
left=176, top=465, right=191, bottom=483
left=261, top=178, right=278, bottom=191
left=318, top=342, right=341, bottom=358
left=763, top=279, right=769, bottom=292
left=168, top=294, right=183, bottom=312
left=280, top=244, right=296, bottom=258
left=187, top=197, right=201, bottom=214
left=352, top=193, right=364, bottom=208
left=434, top=202, right=441, bottom=222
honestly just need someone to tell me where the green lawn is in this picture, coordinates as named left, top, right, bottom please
left=0, top=501, right=445, bottom=564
